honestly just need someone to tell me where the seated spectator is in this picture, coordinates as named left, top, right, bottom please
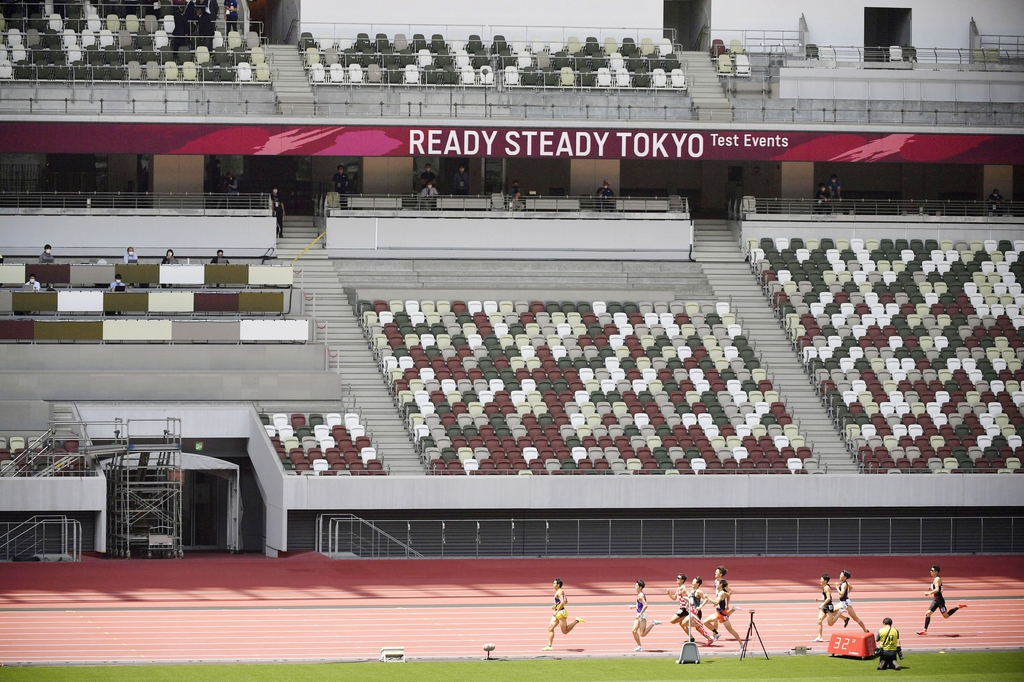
left=24, top=274, right=40, bottom=291
left=419, top=181, right=439, bottom=209
left=124, top=247, right=138, bottom=264
left=453, top=164, right=470, bottom=195
left=210, top=249, right=229, bottom=264
left=814, top=182, right=829, bottom=213
left=224, top=173, right=239, bottom=196
left=109, top=274, right=126, bottom=291
left=596, top=180, right=615, bottom=211
left=161, top=249, right=177, bottom=265
left=332, top=165, right=349, bottom=195
left=827, top=173, right=842, bottom=200
left=988, top=188, right=1004, bottom=215
left=508, top=180, right=524, bottom=211
left=39, top=244, right=54, bottom=264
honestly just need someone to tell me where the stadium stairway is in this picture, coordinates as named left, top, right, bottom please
left=276, top=225, right=423, bottom=475
left=676, top=51, right=732, bottom=121
left=265, top=45, right=316, bottom=116
left=694, top=219, right=856, bottom=472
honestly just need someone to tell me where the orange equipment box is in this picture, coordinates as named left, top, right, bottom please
left=827, top=631, right=877, bottom=658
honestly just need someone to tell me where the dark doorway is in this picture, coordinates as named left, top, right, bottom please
left=864, top=7, right=911, bottom=55
left=664, top=0, right=710, bottom=51
left=244, top=155, right=315, bottom=215
left=182, top=470, right=229, bottom=550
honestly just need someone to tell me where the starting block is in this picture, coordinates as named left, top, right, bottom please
left=827, top=631, right=876, bottom=659
left=379, top=646, right=405, bottom=662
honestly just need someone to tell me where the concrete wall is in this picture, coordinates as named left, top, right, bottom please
left=710, top=0, right=1024, bottom=50
left=781, top=161, right=814, bottom=198
left=324, top=215, right=694, bottom=259
left=0, top=344, right=327, bottom=372
left=0, top=371, right=345, bottom=401
left=362, top=157, right=414, bottom=194
left=287, top=470, right=1024, bottom=514
left=569, top=160, right=620, bottom=196
left=300, top=0, right=664, bottom=38
left=0, top=400, right=52, bottom=431
left=153, top=155, right=204, bottom=194
left=0, top=477, right=107, bottom=513
left=0, top=215, right=276, bottom=258
left=740, top=216, right=1024, bottom=245
left=779, top=68, right=1024, bottom=104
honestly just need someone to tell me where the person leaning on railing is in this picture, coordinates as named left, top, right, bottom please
left=988, top=188, right=1004, bottom=216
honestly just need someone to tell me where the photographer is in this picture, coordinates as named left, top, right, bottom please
left=876, top=617, right=902, bottom=670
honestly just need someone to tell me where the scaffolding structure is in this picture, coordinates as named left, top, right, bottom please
left=105, top=419, right=184, bottom=559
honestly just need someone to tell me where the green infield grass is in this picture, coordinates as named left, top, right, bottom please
left=1, top=651, right=1022, bottom=682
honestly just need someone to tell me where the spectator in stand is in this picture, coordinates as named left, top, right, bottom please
left=224, top=173, right=239, bottom=196
left=224, top=0, right=238, bottom=35
left=210, top=249, right=230, bottom=264
left=419, top=180, right=439, bottom=209
left=0, top=252, right=4, bottom=264
left=453, top=164, right=470, bottom=195
left=419, top=163, right=437, bottom=190
left=827, top=173, right=842, bottom=201
left=39, top=244, right=54, bottom=263
left=190, top=0, right=217, bottom=51
left=596, top=180, right=615, bottom=211
left=24, top=274, right=41, bottom=291
left=109, top=274, right=126, bottom=291
left=124, top=246, right=138, bottom=264
left=509, top=180, right=524, bottom=211
left=271, top=187, right=285, bottom=237
left=814, top=182, right=829, bottom=214
left=332, top=165, right=349, bottom=195
left=161, top=249, right=177, bottom=265
left=171, top=3, right=190, bottom=51
left=988, top=188, right=1004, bottom=216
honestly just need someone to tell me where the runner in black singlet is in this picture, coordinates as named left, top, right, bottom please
left=918, top=565, right=966, bottom=635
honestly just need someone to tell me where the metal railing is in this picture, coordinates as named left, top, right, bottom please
left=296, top=23, right=673, bottom=47
left=980, top=34, right=1024, bottom=59
left=314, top=515, right=1023, bottom=558
left=736, top=197, right=1024, bottom=219
left=727, top=101, right=1024, bottom=127
left=793, top=45, right=1023, bottom=67
left=0, top=192, right=270, bottom=214
left=709, top=29, right=804, bottom=53
left=317, top=514, right=424, bottom=558
left=0, top=516, right=82, bottom=562
left=325, top=193, right=688, bottom=216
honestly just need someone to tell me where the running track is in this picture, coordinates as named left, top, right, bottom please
left=1, top=554, right=1022, bottom=664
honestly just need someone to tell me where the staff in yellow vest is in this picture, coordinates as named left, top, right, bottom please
left=876, top=618, right=902, bottom=670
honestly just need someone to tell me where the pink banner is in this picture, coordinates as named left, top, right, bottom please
left=1, top=123, right=1021, bottom=163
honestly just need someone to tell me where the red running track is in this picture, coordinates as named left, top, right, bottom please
left=1, top=554, right=1022, bottom=664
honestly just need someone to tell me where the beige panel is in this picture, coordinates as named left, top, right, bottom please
left=570, top=159, right=620, bottom=196
left=0, top=264, right=26, bottom=285
left=149, top=291, right=195, bottom=313
left=248, top=265, right=294, bottom=286
left=781, top=161, right=815, bottom=199
left=152, top=155, right=204, bottom=194
left=362, top=157, right=414, bottom=194
left=983, top=165, right=1013, bottom=201
left=102, top=319, right=174, bottom=341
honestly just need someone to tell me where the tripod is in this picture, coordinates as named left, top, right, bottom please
left=740, top=610, right=769, bottom=660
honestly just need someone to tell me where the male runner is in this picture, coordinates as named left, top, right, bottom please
left=631, top=579, right=662, bottom=651
left=667, top=574, right=691, bottom=633
left=813, top=573, right=839, bottom=642
left=836, top=570, right=869, bottom=632
left=703, top=579, right=744, bottom=646
left=680, top=575, right=715, bottom=644
left=917, top=565, right=966, bottom=635
left=715, top=565, right=736, bottom=616
left=544, top=578, right=585, bottom=651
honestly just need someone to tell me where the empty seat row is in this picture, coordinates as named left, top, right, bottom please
left=0, top=263, right=293, bottom=287
left=260, top=411, right=384, bottom=475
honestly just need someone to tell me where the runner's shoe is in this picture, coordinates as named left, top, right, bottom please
left=575, top=618, right=586, bottom=623
left=957, top=603, right=968, bottom=609
left=652, top=620, right=662, bottom=626
left=916, top=630, right=928, bottom=635
left=812, top=637, right=824, bottom=642
left=633, top=646, right=643, bottom=652
left=542, top=646, right=553, bottom=651
left=843, top=617, right=851, bottom=628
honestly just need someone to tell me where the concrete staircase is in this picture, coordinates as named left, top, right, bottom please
left=693, top=219, right=856, bottom=472
left=265, top=45, right=315, bottom=115
left=275, top=223, right=423, bottom=476
left=676, top=51, right=732, bottom=121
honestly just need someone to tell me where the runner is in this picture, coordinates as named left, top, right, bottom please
left=836, top=570, right=869, bottom=632
left=813, top=573, right=841, bottom=642
left=917, top=565, right=966, bottom=635
left=715, top=565, right=736, bottom=616
left=684, top=576, right=716, bottom=645
left=703, top=579, right=744, bottom=646
left=631, top=579, right=662, bottom=651
left=543, top=578, right=585, bottom=651
left=666, top=573, right=691, bottom=634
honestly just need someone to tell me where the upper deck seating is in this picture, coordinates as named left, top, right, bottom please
left=359, top=299, right=815, bottom=475
left=752, top=237, right=1024, bottom=474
